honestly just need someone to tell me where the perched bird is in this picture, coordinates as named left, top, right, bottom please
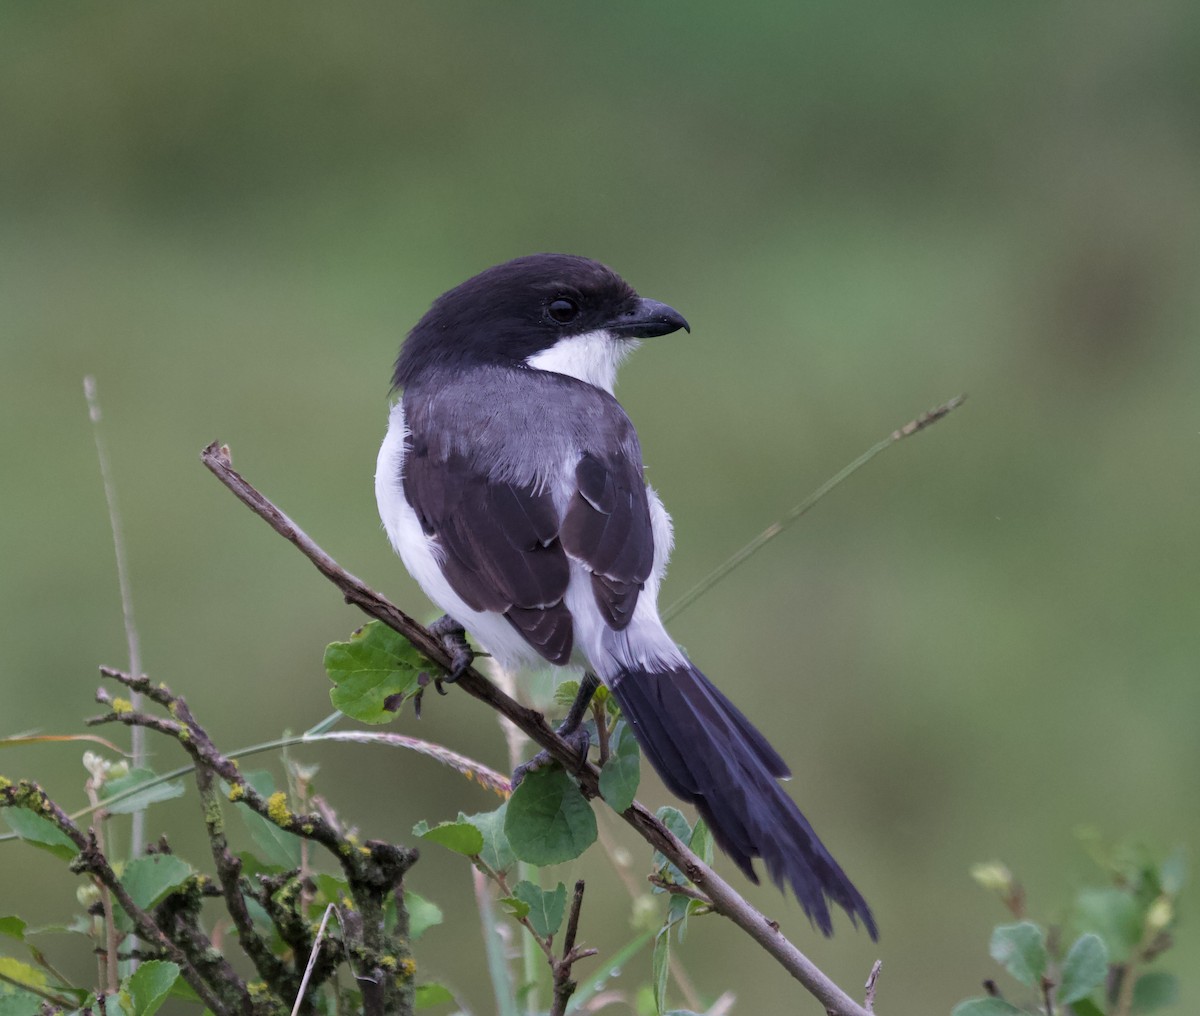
left=375, top=253, right=875, bottom=938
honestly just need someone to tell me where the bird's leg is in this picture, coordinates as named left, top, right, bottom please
left=511, top=673, right=601, bottom=787
left=428, top=614, right=474, bottom=688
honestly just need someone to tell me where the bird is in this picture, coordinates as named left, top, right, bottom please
left=375, top=253, right=876, bottom=938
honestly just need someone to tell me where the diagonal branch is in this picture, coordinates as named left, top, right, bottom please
left=201, top=441, right=876, bottom=1016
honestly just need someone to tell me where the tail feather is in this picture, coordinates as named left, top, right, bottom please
left=609, top=663, right=877, bottom=939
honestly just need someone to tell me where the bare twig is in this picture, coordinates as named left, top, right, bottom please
left=864, top=960, right=882, bottom=1013
left=1040, top=974, right=1055, bottom=1016
left=647, top=875, right=713, bottom=907
left=200, top=441, right=877, bottom=1016
left=550, top=880, right=597, bottom=1016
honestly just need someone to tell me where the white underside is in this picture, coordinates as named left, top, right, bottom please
left=375, top=332, right=684, bottom=682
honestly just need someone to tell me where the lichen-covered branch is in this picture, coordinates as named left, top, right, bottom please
left=90, top=668, right=419, bottom=1016
left=0, top=779, right=234, bottom=1015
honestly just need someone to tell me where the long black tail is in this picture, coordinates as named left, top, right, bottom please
left=609, top=662, right=877, bottom=939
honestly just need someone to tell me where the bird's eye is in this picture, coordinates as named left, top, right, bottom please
left=547, top=298, right=579, bottom=324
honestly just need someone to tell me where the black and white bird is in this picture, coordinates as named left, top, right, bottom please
left=375, top=253, right=876, bottom=938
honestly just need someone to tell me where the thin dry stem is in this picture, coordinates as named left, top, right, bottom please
left=291, top=904, right=340, bottom=1016
left=83, top=376, right=147, bottom=859
left=864, top=960, right=883, bottom=1013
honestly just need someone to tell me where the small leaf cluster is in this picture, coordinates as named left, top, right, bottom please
left=954, top=841, right=1186, bottom=1016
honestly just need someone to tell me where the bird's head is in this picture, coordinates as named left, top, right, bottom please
left=393, top=253, right=689, bottom=392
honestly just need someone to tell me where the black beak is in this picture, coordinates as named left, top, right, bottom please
left=608, top=297, right=690, bottom=339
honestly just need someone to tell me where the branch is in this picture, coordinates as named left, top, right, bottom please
left=90, top=669, right=418, bottom=1015
left=0, top=780, right=233, bottom=1015
left=550, top=880, right=597, bottom=1016
left=864, top=960, right=883, bottom=1013
left=201, top=441, right=877, bottom=1016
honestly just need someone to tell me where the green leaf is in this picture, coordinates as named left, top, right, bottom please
left=415, top=982, right=455, bottom=1009
left=504, top=767, right=596, bottom=865
left=598, top=721, right=640, bottom=813
left=950, top=1000, right=1025, bottom=1016
left=989, top=921, right=1047, bottom=988
left=1073, top=887, right=1142, bottom=963
left=115, top=855, right=193, bottom=933
left=1, top=808, right=78, bottom=861
left=1132, top=972, right=1179, bottom=1013
left=0, top=990, right=44, bottom=1016
left=100, top=768, right=185, bottom=815
left=237, top=771, right=302, bottom=869
left=499, top=895, right=531, bottom=920
left=652, top=806, right=693, bottom=885
left=0, top=957, right=47, bottom=991
left=651, top=927, right=670, bottom=1015
left=406, top=892, right=444, bottom=940
left=464, top=803, right=515, bottom=872
left=666, top=893, right=691, bottom=941
left=325, top=621, right=427, bottom=723
left=511, top=880, right=566, bottom=938
left=656, top=806, right=691, bottom=837
left=0, top=916, right=26, bottom=941
left=554, top=680, right=581, bottom=709
left=688, top=819, right=713, bottom=866
left=1057, top=933, right=1107, bottom=1005
left=412, top=817, right=484, bottom=856
left=1067, top=999, right=1104, bottom=1016
left=125, top=960, right=180, bottom=1016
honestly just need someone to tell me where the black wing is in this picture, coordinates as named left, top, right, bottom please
left=403, top=441, right=574, bottom=664
left=560, top=451, right=655, bottom=629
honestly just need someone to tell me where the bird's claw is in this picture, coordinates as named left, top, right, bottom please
left=429, top=615, right=474, bottom=684
left=410, top=617, right=475, bottom=719
left=511, top=723, right=592, bottom=789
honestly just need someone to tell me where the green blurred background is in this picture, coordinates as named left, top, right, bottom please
left=2, top=3, right=1198, bottom=1012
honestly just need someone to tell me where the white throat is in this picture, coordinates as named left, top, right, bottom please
left=524, top=329, right=637, bottom=394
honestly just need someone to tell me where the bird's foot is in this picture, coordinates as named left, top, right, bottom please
left=412, top=616, right=475, bottom=718
left=510, top=673, right=601, bottom=788
left=511, top=724, right=592, bottom=788
left=428, top=614, right=474, bottom=685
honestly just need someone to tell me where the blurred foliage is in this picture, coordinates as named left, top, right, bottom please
left=1, top=2, right=1198, bottom=1013
left=955, top=841, right=1186, bottom=1015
